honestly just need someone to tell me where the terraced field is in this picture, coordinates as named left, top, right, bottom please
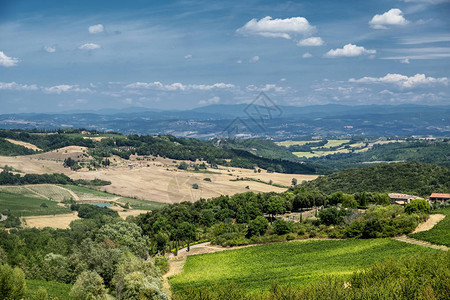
left=170, top=239, right=438, bottom=295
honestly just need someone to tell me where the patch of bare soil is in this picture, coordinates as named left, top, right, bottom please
left=412, top=214, right=445, bottom=233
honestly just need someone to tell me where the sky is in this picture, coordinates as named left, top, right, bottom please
left=0, top=0, right=449, bottom=113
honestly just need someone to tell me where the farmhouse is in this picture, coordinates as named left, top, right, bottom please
left=388, top=193, right=422, bottom=205
left=429, top=193, right=450, bottom=203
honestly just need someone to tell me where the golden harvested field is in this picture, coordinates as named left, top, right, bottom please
left=5, top=139, right=42, bottom=151
left=0, top=151, right=318, bottom=204
left=23, top=212, right=80, bottom=229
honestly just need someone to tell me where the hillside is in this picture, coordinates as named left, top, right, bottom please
left=300, top=162, right=450, bottom=197
left=0, top=129, right=322, bottom=174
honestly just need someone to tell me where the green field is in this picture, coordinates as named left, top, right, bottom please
left=409, top=207, right=450, bottom=247
left=0, top=190, right=71, bottom=216
left=277, top=140, right=316, bottom=147
left=25, top=279, right=72, bottom=300
left=27, top=184, right=74, bottom=202
left=116, top=197, right=167, bottom=210
left=293, top=149, right=351, bottom=158
left=170, top=239, right=438, bottom=294
left=61, top=185, right=117, bottom=200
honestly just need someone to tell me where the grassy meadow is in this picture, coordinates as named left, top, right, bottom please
left=0, top=190, right=70, bottom=216
left=25, top=279, right=72, bottom=300
left=170, top=239, right=438, bottom=295
left=409, top=207, right=450, bottom=247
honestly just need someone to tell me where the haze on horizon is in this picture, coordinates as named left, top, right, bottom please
left=0, top=0, right=449, bottom=114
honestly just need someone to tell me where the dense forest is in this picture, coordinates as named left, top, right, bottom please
left=301, top=162, right=450, bottom=197
left=0, top=138, right=36, bottom=156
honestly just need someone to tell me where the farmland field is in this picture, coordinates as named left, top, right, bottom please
left=170, top=239, right=438, bottom=295
left=409, top=207, right=450, bottom=247
left=0, top=190, right=71, bottom=216
left=61, top=184, right=117, bottom=200
left=25, top=279, right=72, bottom=300
left=26, top=184, right=74, bottom=202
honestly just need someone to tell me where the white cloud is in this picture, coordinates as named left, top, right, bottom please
left=302, top=52, right=313, bottom=58
left=249, top=56, right=260, bottom=63
left=236, top=60, right=242, bottom=64
left=400, top=58, right=410, bottom=64
left=88, top=24, right=104, bottom=34
left=125, top=82, right=235, bottom=91
left=324, top=44, right=376, bottom=58
left=0, top=82, right=38, bottom=91
left=44, top=46, right=56, bottom=53
left=297, top=37, right=324, bottom=46
left=246, top=84, right=286, bottom=93
left=349, top=73, right=448, bottom=88
left=0, top=51, right=19, bottom=67
left=198, top=96, right=221, bottom=105
left=236, top=16, right=315, bottom=40
left=185, top=54, right=192, bottom=59
left=78, top=43, right=101, bottom=50
left=369, top=9, right=408, bottom=29
left=44, top=85, right=92, bottom=94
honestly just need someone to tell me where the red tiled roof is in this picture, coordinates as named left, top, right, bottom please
left=430, top=193, right=450, bottom=199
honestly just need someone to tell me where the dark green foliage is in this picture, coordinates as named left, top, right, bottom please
left=308, top=140, right=450, bottom=171
left=405, top=199, right=431, bottom=215
left=301, top=162, right=450, bottom=197
left=246, top=216, right=269, bottom=238
left=343, top=205, right=421, bottom=239
left=318, top=207, right=346, bottom=226
left=0, top=168, right=73, bottom=185
left=272, top=219, right=292, bottom=235
left=0, top=138, right=36, bottom=156
left=0, top=264, right=26, bottom=300
left=72, top=204, right=119, bottom=219
left=410, top=207, right=450, bottom=246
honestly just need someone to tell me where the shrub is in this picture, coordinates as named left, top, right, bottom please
left=272, top=219, right=292, bottom=235
left=405, top=199, right=430, bottom=215
left=69, top=270, right=107, bottom=300
left=0, top=264, right=26, bottom=300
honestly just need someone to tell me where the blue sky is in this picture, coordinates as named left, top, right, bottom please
left=0, top=0, right=449, bottom=113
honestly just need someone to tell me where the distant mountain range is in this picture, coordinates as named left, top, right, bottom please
left=1, top=104, right=449, bottom=139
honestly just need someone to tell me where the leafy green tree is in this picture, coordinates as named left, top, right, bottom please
left=342, top=194, right=358, bottom=209
left=264, top=196, right=285, bottom=222
left=69, top=270, right=107, bottom=300
left=122, top=271, right=166, bottom=300
left=33, top=287, right=48, bottom=300
left=405, top=199, right=430, bottom=215
left=0, top=264, right=26, bottom=300
left=318, top=208, right=344, bottom=226
left=291, top=178, right=298, bottom=186
left=272, top=219, right=292, bottom=235
left=246, top=216, right=269, bottom=238
left=374, top=193, right=391, bottom=206
left=97, top=220, right=151, bottom=258
left=154, top=232, right=169, bottom=254
left=111, top=252, right=164, bottom=300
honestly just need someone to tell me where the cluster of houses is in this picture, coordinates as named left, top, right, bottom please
left=388, top=192, right=450, bottom=206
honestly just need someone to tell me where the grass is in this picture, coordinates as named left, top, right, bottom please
left=25, top=279, right=72, bottom=300
left=170, top=239, right=438, bottom=294
left=320, top=139, right=350, bottom=148
left=0, top=190, right=71, bottom=216
left=277, top=140, right=315, bottom=147
left=26, top=184, right=74, bottom=202
left=61, top=184, right=117, bottom=200
left=409, top=206, right=450, bottom=247
left=116, top=197, right=167, bottom=210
